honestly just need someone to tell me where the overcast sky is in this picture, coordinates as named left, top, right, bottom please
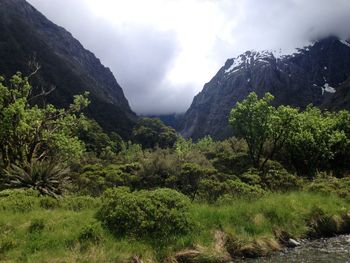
left=27, top=0, right=350, bottom=115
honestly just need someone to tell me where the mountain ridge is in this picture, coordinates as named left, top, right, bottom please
left=180, top=36, right=350, bottom=139
left=0, top=0, right=137, bottom=137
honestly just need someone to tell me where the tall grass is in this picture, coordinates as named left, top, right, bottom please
left=1, top=191, right=350, bottom=262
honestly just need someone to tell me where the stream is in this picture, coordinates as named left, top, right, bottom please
left=236, top=235, right=350, bottom=262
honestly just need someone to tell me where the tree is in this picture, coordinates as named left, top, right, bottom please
left=77, top=119, right=122, bottom=157
left=229, top=92, right=298, bottom=170
left=132, top=117, right=178, bottom=149
left=0, top=72, right=89, bottom=169
left=285, top=107, right=350, bottom=177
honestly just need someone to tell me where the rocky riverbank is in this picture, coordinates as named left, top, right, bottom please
left=236, top=234, right=350, bottom=263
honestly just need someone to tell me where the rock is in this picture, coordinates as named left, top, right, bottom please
left=131, top=256, right=144, bottom=263
left=287, top=238, right=301, bottom=247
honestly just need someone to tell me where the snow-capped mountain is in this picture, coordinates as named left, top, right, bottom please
left=180, top=37, right=350, bottom=139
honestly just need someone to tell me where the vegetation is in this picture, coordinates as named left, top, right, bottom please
left=1, top=73, right=350, bottom=262
left=0, top=73, right=89, bottom=168
left=132, top=117, right=178, bottom=149
left=229, top=93, right=298, bottom=170
left=97, top=187, right=193, bottom=242
left=1, top=190, right=350, bottom=262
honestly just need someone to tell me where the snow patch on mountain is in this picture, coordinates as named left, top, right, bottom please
left=340, top=40, right=350, bottom=48
left=322, top=83, right=336, bottom=95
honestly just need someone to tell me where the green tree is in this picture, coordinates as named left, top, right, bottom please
left=285, top=107, right=350, bottom=177
left=229, top=92, right=298, bottom=170
left=132, top=117, right=178, bottom=149
left=77, top=119, right=122, bottom=157
left=0, top=73, right=89, bottom=168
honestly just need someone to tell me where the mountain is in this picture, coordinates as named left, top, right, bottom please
left=180, top=37, right=350, bottom=139
left=323, top=75, right=350, bottom=111
left=0, top=0, right=137, bottom=138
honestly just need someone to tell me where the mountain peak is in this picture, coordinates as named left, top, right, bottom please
left=180, top=36, right=350, bottom=139
left=0, top=0, right=137, bottom=137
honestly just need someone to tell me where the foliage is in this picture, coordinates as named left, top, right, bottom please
left=285, top=107, right=350, bottom=177
left=77, top=119, right=123, bottom=157
left=136, top=148, right=181, bottom=189
left=61, top=196, right=101, bottom=211
left=72, top=163, right=139, bottom=196
left=0, top=73, right=89, bottom=169
left=304, top=174, right=350, bottom=200
left=116, top=141, right=144, bottom=163
left=136, top=147, right=213, bottom=194
left=229, top=92, right=298, bottom=170
left=132, top=117, right=178, bottom=149
left=174, top=163, right=216, bottom=201
left=0, top=188, right=40, bottom=212
left=0, top=192, right=350, bottom=261
left=1, top=160, right=70, bottom=197
left=259, top=161, right=302, bottom=192
left=198, top=178, right=265, bottom=203
left=96, top=187, right=193, bottom=241
left=78, top=222, right=104, bottom=245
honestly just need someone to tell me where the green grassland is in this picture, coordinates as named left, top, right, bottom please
left=1, top=191, right=350, bottom=263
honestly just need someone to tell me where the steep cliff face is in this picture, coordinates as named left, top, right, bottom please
left=323, top=76, right=350, bottom=111
left=180, top=37, right=350, bottom=139
left=0, top=0, right=137, bottom=137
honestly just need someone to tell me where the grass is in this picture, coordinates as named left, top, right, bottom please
left=1, top=191, right=350, bottom=262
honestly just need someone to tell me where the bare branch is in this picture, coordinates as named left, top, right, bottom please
left=27, top=54, right=41, bottom=79
left=28, top=85, right=56, bottom=102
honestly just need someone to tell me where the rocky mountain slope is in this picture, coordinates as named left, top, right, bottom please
left=0, top=0, right=136, bottom=137
left=180, top=37, right=350, bottom=139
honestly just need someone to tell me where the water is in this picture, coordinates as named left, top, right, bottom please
left=236, top=235, right=350, bottom=263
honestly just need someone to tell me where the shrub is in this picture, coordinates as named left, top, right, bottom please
left=212, top=152, right=252, bottom=176
left=96, top=187, right=193, bottom=241
left=78, top=222, right=104, bottom=245
left=239, top=168, right=261, bottom=186
left=304, top=175, right=350, bottom=199
left=2, top=160, right=70, bottom=197
left=226, top=179, right=265, bottom=198
left=137, top=148, right=181, bottom=189
left=0, top=189, right=39, bottom=212
left=198, top=178, right=264, bottom=203
left=62, top=196, right=101, bottom=211
left=73, top=163, right=140, bottom=196
left=260, top=161, right=302, bottom=192
left=175, top=163, right=216, bottom=200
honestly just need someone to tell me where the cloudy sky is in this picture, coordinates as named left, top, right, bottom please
left=27, top=0, right=350, bottom=115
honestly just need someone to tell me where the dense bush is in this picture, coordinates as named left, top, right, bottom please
left=174, top=163, right=216, bottom=200
left=78, top=222, right=104, bottom=245
left=132, top=117, right=178, bottom=149
left=72, top=163, right=140, bottom=196
left=304, top=174, right=350, bottom=200
left=137, top=146, right=213, bottom=191
left=96, top=187, right=193, bottom=241
left=260, top=161, right=302, bottom=192
left=198, top=178, right=265, bottom=203
left=0, top=189, right=40, bottom=212
left=137, top=149, right=181, bottom=189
